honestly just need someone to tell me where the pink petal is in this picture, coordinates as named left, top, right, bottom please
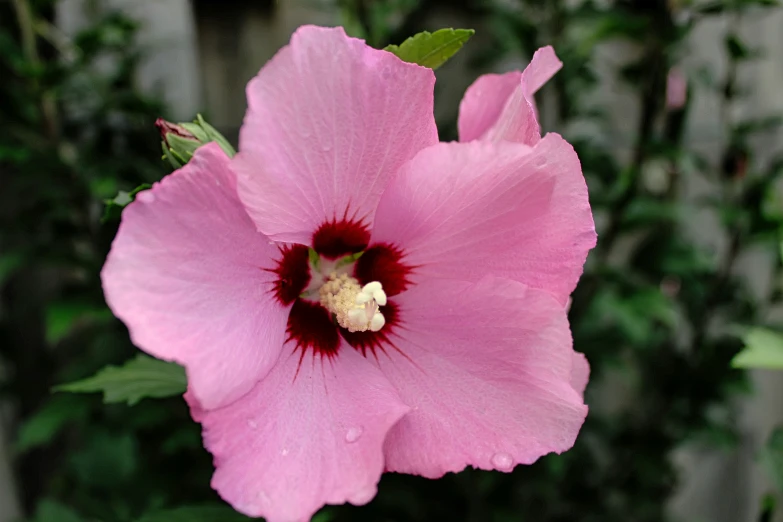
left=570, top=352, right=590, bottom=397
left=458, top=46, right=562, bottom=144
left=375, top=276, right=587, bottom=477
left=370, top=136, right=596, bottom=305
left=479, top=84, right=541, bottom=145
left=521, top=46, right=563, bottom=96
left=192, top=346, right=409, bottom=522
left=457, top=71, right=521, bottom=143
left=101, top=143, right=289, bottom=411
left=235, top=25, right=438, bottom=245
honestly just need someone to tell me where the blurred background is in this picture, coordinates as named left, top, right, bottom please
left=2, top=0, right=783, bottom=521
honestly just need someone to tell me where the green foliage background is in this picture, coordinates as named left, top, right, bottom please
left=2, top=0, right=783, bottom=521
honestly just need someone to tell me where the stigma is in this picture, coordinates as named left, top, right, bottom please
left=319, top=274, right=386, bottom=332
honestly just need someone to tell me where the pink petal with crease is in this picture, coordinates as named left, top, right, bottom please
left=192, top=346, right=409, bottom=522
left=370, top=137, right=596, bottom=305
left=375, top=276, right=587, bottom=477
left=102, top=143, right=289, bottom=410
left=457, top=71, right=521, bottom=143
left=458, top=46, right=562, bottom=144
left=235, top=25, right=438, bottom=245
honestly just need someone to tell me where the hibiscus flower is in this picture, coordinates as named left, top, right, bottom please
left=102, top=25, right=596, bottom=522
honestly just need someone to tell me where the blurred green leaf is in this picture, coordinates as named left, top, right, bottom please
left=45, top=302, right=113, bottom=345
left=102, top=183, right=152, bottom=222
left=69, top=431, right=138, bottom=488
left=15, top=395, right=90, bottom=453
left=759, top=493, right=776, bottom=522
left=136, top=505, right=253, bottom=522
left=384, top=28, right=474, bottom=69
left=725, top=34, right=750, bottom=60
left=621, top=200, right=680, bottom=229
left=739, top=0, right=780, bottom=6
left=55, top=354, right=187, bottom=405
left=0, top=252, right=24, bottom=286
left=760, top=427, right=783, bottom=490
left=136, top=504, right=334, bottom=522
left=732, top=328, right=783, bottom=369
left=736, top=116, right=783, bottom=136
left=33, top=499, right=84, bottom=522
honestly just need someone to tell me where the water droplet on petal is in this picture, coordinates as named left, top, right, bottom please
left=345, top=426, right=363, bottom=443
left=491, top=452, right=514, bottom=470
left=247, top=420, right=258, bottom=430
left=281, top=448, right=289, bottom=456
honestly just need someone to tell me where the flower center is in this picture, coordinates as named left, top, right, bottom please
left=319, top=274, right=387, bottom=332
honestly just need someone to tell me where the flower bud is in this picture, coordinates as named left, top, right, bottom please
left=156, top=114, right=236, bottom=169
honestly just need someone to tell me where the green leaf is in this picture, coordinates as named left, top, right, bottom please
left=45, top=302, right=113, bottom=345
left=759, top=493, right=776, bottom=522
left=196, top=113, right=236, bottom=157
left=136, top=506, right=331, bottom=522
left=0, top=251, right=24, bottom=286
left=136, top=505, right=253, bottom=522
left=732, top=328, right=783, bottom=369
left=55, top=355, right=187, bottom=406
left=15, top=395, right=90, bottom=453
left=384, top=28, right=475, bottom=69
left=33, top=499, right=84, bottom=522
left=102, top=183, right=152, bottom=222
left=760, top=427, right=783, bottom=490
left=726, top=33, right=750, bottom=60
left=69, top=431, right=139, bottom=488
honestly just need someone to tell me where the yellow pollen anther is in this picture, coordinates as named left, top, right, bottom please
left=319, top=273, right=386, bottom=333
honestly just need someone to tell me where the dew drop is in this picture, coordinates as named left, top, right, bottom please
left=281, top=448, right=289, bottom=456
left=491, top=452, right=514, bottom=470
left=345, top=426, right=363, bottom=443
left=247, top=419, right=258, bottom=430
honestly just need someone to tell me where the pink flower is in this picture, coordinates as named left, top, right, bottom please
left=102, top=26, right=596, bottom=522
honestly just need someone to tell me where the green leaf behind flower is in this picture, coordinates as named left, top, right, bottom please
left=32, top=499, right=84, bottom=522
left=732, top=327, right=783, bottom=369
left=136, top=506, right=333, bottom=522
left=384, top=28, right=475, bottom=69
left=55, top=355, right=187, bottom=406
left=102, top=183, right=152, bottom=222
left=15, top=395, right=90, bottom=453
left=136, top=506, right=251, bottom=522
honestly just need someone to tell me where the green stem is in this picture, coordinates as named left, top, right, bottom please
left=12, top=0, right=38, bottom=64
left=11, top=0, right=59, bottom=141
